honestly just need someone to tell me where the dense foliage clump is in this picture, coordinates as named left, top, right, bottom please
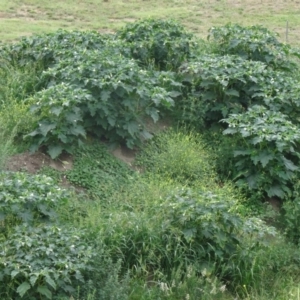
left=2, top=19, right=300, bottom=300
left=116, top=18, right=195, bottom=70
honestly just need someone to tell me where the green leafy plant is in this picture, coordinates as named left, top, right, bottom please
left=0, top=171, right=69, bottom=229
left=26, top=49, right=179, bottom=157
left=160, top=188, right=280, bottom=298
left=25, top=83, right=89, bottom=158
left=0, top=30, right=110, bottom=70
left=116, top=18, right=195, bottom=70
left=0, top=224, right=95, bottom=299
left=175, top=54, right=300, bottom=128
left=66, top=142, right=134, bottom=200
left=208, top=23, right=300, bottom=72
left=222, top=105, right=300, bottom=198
left=178, top=55, right=269, bottom=125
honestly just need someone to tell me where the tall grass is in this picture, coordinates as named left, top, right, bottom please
left=0, top=57, right=40, bottom=156
left=0, top=120, right=18, bottom=170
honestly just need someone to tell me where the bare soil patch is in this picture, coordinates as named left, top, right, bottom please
left=112, top=145, right=137, bottom=167
left=6, top=151, right=73, bottom=174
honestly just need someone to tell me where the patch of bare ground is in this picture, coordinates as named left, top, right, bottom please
left=98, top=28, right=115, bottom=34
left=4, top=151, right=86, bottom=193
left=109, top=18, right=136, bottom=23
left=111, top=145, right=137, bottom=166
left=4, top=118, right=171, bottom=189
left=6, top=151, right=73, bottom=174
left=0, top=12, right=11, bottom=18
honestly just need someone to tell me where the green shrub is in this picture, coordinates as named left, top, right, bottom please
left=0, top=172, right=69, bottom=229
left=162, top=188, right=275, bottom=283
left=26, top=48, right=178, bottom=157
left=178, top=55, right=268, bottom=125
left=222, top=105, right=300, bottom=199
left=0, top=224, right=95, bottom=300
left=178, top=53, right=300, bottom=129
left=0, top=30, right=110, bottom=69
left=116, top=18, right=194, bottom=70
left=25, top=83, right=89, bottom=158
left=208, top=24, right=300, bottom=72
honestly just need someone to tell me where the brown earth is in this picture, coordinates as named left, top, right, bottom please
left=6, top=151, right=73, bottom=174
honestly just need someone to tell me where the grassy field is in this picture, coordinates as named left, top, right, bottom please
left=1, top=0, right=300, bottom=45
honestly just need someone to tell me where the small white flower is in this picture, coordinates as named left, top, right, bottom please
left=219, top=285, right=226, bottom=292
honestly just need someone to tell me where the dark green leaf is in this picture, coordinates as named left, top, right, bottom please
left=17, top=282, right=31, bottom=298
left=282, top=156, right=298, bottom=171
left=69, top=125, right=86, bottom=137
left=37, top=285, right=52, bottom=299
left=48, top=145, right=63, bottom=159
left=267, top=185, right=285, bottom=198
left=39, top=122, right=56, bottom=137
left=225, top=89, right=239, bottom=97
left=45, top=275, right=57, bottom=290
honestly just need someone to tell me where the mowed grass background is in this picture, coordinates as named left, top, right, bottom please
left=1, top=0, right=300, bottom=46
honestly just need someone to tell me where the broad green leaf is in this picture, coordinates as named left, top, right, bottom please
left=140, top=130, right=153, bottom=140
left=127, top=121, right=139, bottom=137
left=251, top=136, right=262, bottom=145
left=240, top=128, right=251, bottom=137
left=28, top=143, right=39, bottom=154
left=58, top=133, right=68, bottom=143
left=45, top=275, right=57, bottom=290
left=30, top=104, right=40, bottom=113
left=17, top=282, right=31, bottom=298
left=50, top=106, right=63, bottom=116
left=107, top=116, right=116, bottom=127
left=223, top=128, right=238, bottom=135
left=225, top=89, right=239, bottom=97
left=65, top=112, right=81, bottom=123
left=267, top=185, right=285, bottom=198
left=202, top=91, right=216, bottom=101
left=11, top=270, right=19, bottom=279
left=39, top=122, right=56, bottom=137
left=169, top=91, right=181, bottom=98
left=25, top=129, right=40, bottom=137
left=18, top=211, right=33, bottom=222
left=115, top=86, right=126, bottom=97
left=257, top=152, right=274, bottom=167
left=183, top=228, right=196, bottom=242
left=246, top=174, right=259, bottom=189
left=37, top=285, right=52, bottom=299
left=234, top=150, right=251, bottom=157
left=48, top=145, right=63, bottom=159
left=69, top=125, right=86, bottom=137
left=149, top=108, right=159, bottom=123
left=100, top=90, right=110, bottom=101
left=282, top=156, right=298, bottom=171
left=30, top=275, right=38, bottom=286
